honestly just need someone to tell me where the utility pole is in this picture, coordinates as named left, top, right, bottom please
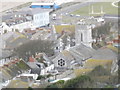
left=91, top=6, right=94, bottom=14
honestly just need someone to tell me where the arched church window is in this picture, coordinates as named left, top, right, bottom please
left=56, top=47, right=58, bottom=50
left=58, top=59, right=65, bottom=67
left=81, top=33, right=83, bottom=41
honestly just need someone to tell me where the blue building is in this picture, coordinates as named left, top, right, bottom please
left=30, top=3, right=60, bottom=10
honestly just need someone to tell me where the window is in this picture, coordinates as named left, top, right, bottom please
left=58, top=59, right=65, bottom=67
left=81, top=33, right=83, bottom=41
left=56, top=47, right=58, bottom=50
left=50, top=5, right=53, bottom=8
left=4, top=30, right=7, bottom=34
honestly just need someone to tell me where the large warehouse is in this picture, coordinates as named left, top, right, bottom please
left=30, top=3, right=60, bottom=10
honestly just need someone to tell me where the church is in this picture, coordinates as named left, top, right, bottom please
left=52, top=24, right=96, bottom=71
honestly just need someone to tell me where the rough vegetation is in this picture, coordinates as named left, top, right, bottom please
left=45, top=65, right=118, bottom=88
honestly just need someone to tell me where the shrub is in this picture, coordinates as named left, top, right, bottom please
left=28, top=87, right=33, bottom=90
left=63, top=75, right=91, bottom=88
left=37, top=75, right=45, bottom=80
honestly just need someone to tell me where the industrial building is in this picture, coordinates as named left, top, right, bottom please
left=30, top=3, right=60, bottom=10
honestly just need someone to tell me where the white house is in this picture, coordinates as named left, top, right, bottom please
left=40, top=64, right=54, bottom=75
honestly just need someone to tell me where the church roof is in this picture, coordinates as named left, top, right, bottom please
left=52, top=44, right=96, bottom=63
left=69, top=44, right=95, bottom=60
left=92, top=47, right=117, bottom=60
left=61, top=50, right=74, bottom=60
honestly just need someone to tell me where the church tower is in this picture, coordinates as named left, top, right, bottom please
left=75, top=24, right=93, bottom=48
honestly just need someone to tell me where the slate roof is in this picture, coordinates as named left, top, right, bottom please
left=6, top=37, right=29, bottom=49
left=0, top=60, right=31, bottom=82
left=27, top=62, right=47, bottom=75
left=17, top=8, right=51, bottom=15
left=31, top=30, right=51, bottom=40
left=27, top=62, right=40, bottom=69
left=69, top=44, right=95, bottom=60
left=0, top=32, right=29, bottom=49
left=0, top=50, right=12, bottom=59
left=92, top=47, right=117, bottom=60
left=52, top=43, right=96, bottom=64
left=30, top=68, right=41, bottom=75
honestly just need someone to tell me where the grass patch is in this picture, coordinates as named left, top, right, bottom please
left=16, top=60, right=30, bottom=70
left=7, top=80, right=29, bottom=88
left=54, top=25, right=75, bottom=34
left=71, top=2, right=118, bottom=16
left=14, top=2, right=32, bottom=10
left=84, top=59, right=113, bottom=69
left=74, top=68, right=93, bottom=76
left=106, top=45, right=119, bottom=52
left=60, top=2, right=80, bottom=8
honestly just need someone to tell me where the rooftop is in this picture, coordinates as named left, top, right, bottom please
left=31, top=2, right=55, bottom=6
left=92, top=47, right=117, bottom=60
left=2, top=8, right=52, bottom=26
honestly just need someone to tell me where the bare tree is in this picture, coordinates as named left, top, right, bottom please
left=14, top=39, right=54, bottom=61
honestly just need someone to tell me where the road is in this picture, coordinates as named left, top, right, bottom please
left=50, top=0, right=103, bottom=25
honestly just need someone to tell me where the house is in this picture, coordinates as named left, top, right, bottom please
left=35, top=53, right=55, bottom=75
left=1, top=8, right=51, bottom=33
left=27, top=53, right=55, bottom=75
left=27, top=56, right=41, bottom=75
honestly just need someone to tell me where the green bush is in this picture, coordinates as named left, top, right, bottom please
left=56, top=80, right=65, bottom=84
left=63, top=75, right=91, bottom=88
left=46, top=74, right=52, bottom=78
left=104, top=85, right=114, bottom=88
left=46, top=83, right=58, bottom=88
left=28, top=87, right=33, bottom=90
left=37, top=75, right=45, bottom=80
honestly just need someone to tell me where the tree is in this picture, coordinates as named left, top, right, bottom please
left=28, top=87, right=33, bottom=90
left=92, top=22, right=112, bottom=39
left=37, top=75, right=46, bottom=80
left=55, top=80, right=65, bottom=88
left=14, top=39, right=54, bottom=61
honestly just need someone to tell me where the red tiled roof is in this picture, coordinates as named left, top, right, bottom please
left=113, top=39, right=120, bottom=43
left=4, top=64, right=9, bottom=67
left=29, top=57, right=35, bottom=62
left=24, top=29, right=36, bottom=34
left=118, top=35, right=120, bottom=39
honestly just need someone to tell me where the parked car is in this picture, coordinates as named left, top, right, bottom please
left=70, top=14, right=74, bottom=17
left=76, top=14, right=80, bottom=17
